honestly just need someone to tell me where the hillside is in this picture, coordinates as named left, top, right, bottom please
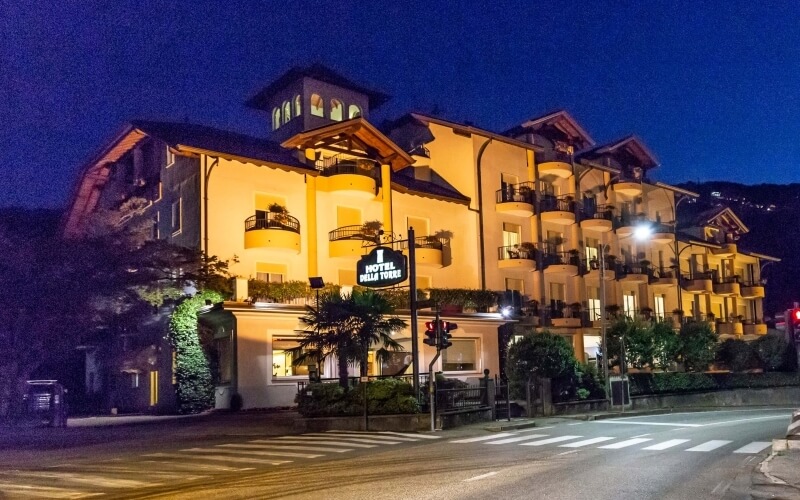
left=677, top=182, right=800, bottom=316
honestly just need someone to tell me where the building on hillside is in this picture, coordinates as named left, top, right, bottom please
left=64, top=64, right=778, bottom=412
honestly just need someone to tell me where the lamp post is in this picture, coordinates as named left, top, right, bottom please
left=599, top=233, right=610, bottom=399
left=308, top=277, right=325, bottom=308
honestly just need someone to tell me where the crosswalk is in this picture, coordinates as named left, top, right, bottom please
left=0, top=431, right=439, bottom=499
left=449, top=433, right=771, bottom=455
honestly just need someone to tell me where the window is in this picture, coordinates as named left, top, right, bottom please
left=348, top=104, right=361, bottom=118
left=256, top=262, right=286, bottom=283
left=293, top=95, right=301, bottom=117
left=585, top=237, right=599, bottom=263
left=407, top=216, right=429, bottom=236
left=546, top=230, right=564, bottom=253
left=310, top=93, right=324, bottom=117
left=654, top=295, right=666, bottom=321
left=442, top=338, right=477, bottom=372
left=130, top=372, right=139, bottom=389
left=623, top=292, right=636, bottom=318
left=550, top=282, right=565, bottom=312
left=503, top=223, right=521, bottom=248
left=587, top=287, right=601, bottom=321
left=282, top=101, right=291, bottom=124
left=171, top=198, right=181, bottom=235
left=166, top=147, right=176, bottom=167
left=330, top=99, right=343, bottom=121
left=505, top=278, right=524, bottom=293
left=152, top=213, right=160, bottom=240
left=272, top=107, right=281, bottom=130
left=272, top=337, right=310, bottom=378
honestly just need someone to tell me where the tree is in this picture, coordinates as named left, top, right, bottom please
left=293, top=290, right=406, bottom=389
left=753, top=333, right=795, bottom=372
left=652, top=320, right=681, bottom=371
left=506, top=332, right=577, bottom=398
left=678, top=321, right=718, bottom=372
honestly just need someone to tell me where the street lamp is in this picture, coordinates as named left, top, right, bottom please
left=308, top=277, right=325, bottom=308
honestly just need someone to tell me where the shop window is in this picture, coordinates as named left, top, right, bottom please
left=442, top=338, right=477, bottom=372
left=272, top=337, right=310, bottom=377
left=330, top=99, right=343, bottom=121
left=348, top=104, right=362, bottom=118
left=311, top=94, right=324, bottom=117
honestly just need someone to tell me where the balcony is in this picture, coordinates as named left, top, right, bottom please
left=717, top=320, right=744, bottom=336
left=579, top=205, right=614, bottom=233
left=495, top=182, right=535, bottom=217
left=682, top=271, right=714, bottom=294
left=399, top=236, right=444, bottom=267
left=741, top=280, right=766, bottom=298
left=542, top=251, right=581, bottom=276
left=497, top=244, right=536, bottom=270
left=711, top=242, right=738, bottom=257
left=650, top=222, right=675, bottom=244
left=650, top=268, right=678, bottom=288
left=713, top=276, right=741, bottom=296
left=611, top=180, right=643, bottom=197
left=614, top=214, right=650, bottom=238
left=583, top=257, right=615, bottom=281
left=543, top=303, right=586, bottom=328
left=328, top=225, right=380, bottom=258
left=538, top=195, right=577, bottom=225
left=243, top=213, right=301, bottom=252
left=617, top=263, right=651, bottom=284
left=743, top=322, right=768, bottom=336
left=537, top=150, right=573, bottom=178
left=317, top=156, right=379, bottom=199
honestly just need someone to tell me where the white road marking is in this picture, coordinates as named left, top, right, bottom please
left=557, top=450, right=580, bottom=456
left=464, top=471, right=498, bottom=482
left=139, top=460, right=253, bottom=472
left=317, top=431, right=417, bottom=442
left=274, top=437, right=376, bottom=448
left=686, top=440, right=732, bottom=452
left=300, top=434, right=404, bottom=444
left=558, top=437, right=615, bottom=448
left=520, top=436, right=583, bottom=447
left=0, top=482, right=101, bottom=498
left=642, top=439, right=691, bottom=450
left=486, top=434, right=549, bottom=444
left=450, top=433, right=515, bottom=443
left=598, top=438, right=652, bottom=449
left=144, top=452, right=290, bottom=465
left=732, top=442, right=772, bottom=454
left=632, top=433, right=651, bottom=438
left=199, top=446, right=323, bottom=458
left=249, top=441, right=353, bottom=453
left=0, top=470, right=157, bottom=489
left=567, top=422, right=584, bottom=426
left=711, top=480, right=731, bottom=495
left=516, top=426, right=554, bottom=433
left=597, top=421, right=702, bottom=427
left=377, top=431, right=442, bottom=439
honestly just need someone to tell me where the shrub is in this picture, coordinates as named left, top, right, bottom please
left=295, top=379, right=420, bottom=417
left=628, top=372, right=800, bottom=396
left=716, top=339, right=757, bottom=372
left=652, top=320, right=681, bottom=371
left=678, top=321, right=718, bottom=372
left=506, top=331, right=581, bottom=401
left=753, top=333, right=795, bottom=372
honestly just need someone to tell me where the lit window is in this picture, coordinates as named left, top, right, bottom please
left=272, top=337, right=310, bottom=378
left=294, top=95, right=302, bottom=116
left=310, top=94, right=324, bottom=117
left=348, top=104, right=361, bottom=119
left=330, top=99, right=343, bottom=121
left=282, top=101, right=291, bottom=124
left=256, top=271, right=284, bottom=283
left=166, top=147, right=176, bottom=167
left=272, top=107, right=281, bottom=130
left=623, top=293, right=636, bottom=318
left=171, top=198, right=181, bottom=235
left=442, top=338, right=478, bottom=372
left=130, top=372, right=139, bottom=388
left=654, top=295, right=666, bottom=321
left=502, top=222, right=521, bottom=248
left=505, top=278, right=524, bottom=293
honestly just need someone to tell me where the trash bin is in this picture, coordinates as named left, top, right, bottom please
left=609, top=375, right=630, bottom=407
left=23, top=380, right=67, bottom=428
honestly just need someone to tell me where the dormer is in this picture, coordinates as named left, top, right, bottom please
left=504, top=110, right=595, bottom=152
left=679, top=206, right=748, bottom=245
left=246, top=63, right=390, bottom=143
left=578, top=135, right=659, bottom=182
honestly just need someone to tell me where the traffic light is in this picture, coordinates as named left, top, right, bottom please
left=439, top=321, right=457, bottom=350
left=791, top=309, right=800, bottom=343
left=423, top=321, right=438, bottom=347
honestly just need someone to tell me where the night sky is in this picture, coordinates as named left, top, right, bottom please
left=3, top=1, right=800, bottom=209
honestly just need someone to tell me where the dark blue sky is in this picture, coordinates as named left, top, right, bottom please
left=3, top=1, right=800, bottom=209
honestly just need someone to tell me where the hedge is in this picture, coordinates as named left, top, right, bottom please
left=296, top=379, right=420, bottom=417
left=628, top=372, right=800, bottom=396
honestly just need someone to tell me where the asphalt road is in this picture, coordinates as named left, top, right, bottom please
left=0, top=408, right=792, bottom=499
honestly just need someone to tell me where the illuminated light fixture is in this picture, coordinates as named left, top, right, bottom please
left=500, top=306, right=514, bottom=318
left=633, top=224, right=653, bottom=241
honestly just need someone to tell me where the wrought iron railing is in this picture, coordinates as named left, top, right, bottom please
left=538, top=149, right=573, bottom=164
left=498, top=244, right=537, bottom=262
left=244, top=213, right=301, bottom=233
left=436, top=385, right=489, bottom=414
left=316, top=155, right=379, bottom=179
left=714, top=275, right=741, bottom=284
left=398, top=236, right=445, bottom=251
left=579, top=204, right=614, bottom=222
left=539, top=194, right=577, bottom=213
left=328, top=224, right=380, bottom=242
left=496, top=182, right=536, bottom=204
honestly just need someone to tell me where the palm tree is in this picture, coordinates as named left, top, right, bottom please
left=292, top=289, right=407, bottom=389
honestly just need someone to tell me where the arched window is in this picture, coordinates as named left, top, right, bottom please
left=294, top=95, right=301, bottom=117
left=310, top=94, right=324, bottom=117
left=330, top=99, right=343, bottom=121
left=282, top=101, right=291, bottom=124
left=348, top=104, right=362, bottom=119
left=272, top=107, right=281, bottom=130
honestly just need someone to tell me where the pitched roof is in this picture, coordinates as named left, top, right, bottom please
left=130, top=120, right=308, bottom=169
left=391, top=169, right=470, bottom=204
left=683, top=206, right=749, bottom=234
left=578, top=135, right=660, bottom=169
left=246, top=63, right=390, bottom=111
left=504, top=110, right=595, bottom=149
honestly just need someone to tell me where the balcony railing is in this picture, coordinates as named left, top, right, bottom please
left=496, top=182, right=536, bottom=204
left=244, top=213, right=301, bottom=233
left=539, top=194, right=577, bottom=213
left=316, top=155, right=380, bottom=179
left=328, top=225, right=380, bottom=242
left=714, top=275, right=741, bottom=284
left=498, top=244, right=538, bottom=262
left=398, top=236, right=445, bottom=251
left=538, top=150, right=573, bottom=164
left=579, top=204, right=614, bottom=222
left=741, top=279, right=765, bottom=287
left=617, top=263, right=653, bottom=277
left=584, top=257, right=616, bottom=272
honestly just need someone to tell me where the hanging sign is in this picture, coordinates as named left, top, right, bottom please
left=356, top=247, right=408, bottom=288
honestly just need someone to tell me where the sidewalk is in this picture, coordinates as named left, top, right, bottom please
left=751, top=410, right=800, bottom=500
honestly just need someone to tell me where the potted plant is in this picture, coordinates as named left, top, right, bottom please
left=361, top=220, right=383, bottom=238
left=640, top=307, right=653, bottom=320
left=519, top=242, right=537, bottom=259
left=568, top=248, right=581, bottom=266
left=268, top=203, right=289, bottom=225
left=569, top=302, right=582, bottom=318
left=605, top=304, right=621, bottom=318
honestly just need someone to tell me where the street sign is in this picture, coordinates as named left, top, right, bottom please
left=356, top=247, right=408, bottom=288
